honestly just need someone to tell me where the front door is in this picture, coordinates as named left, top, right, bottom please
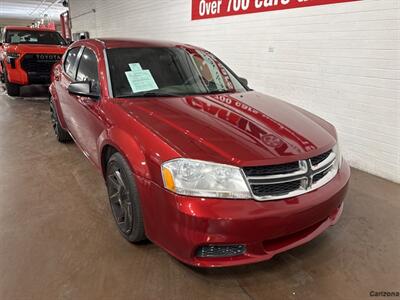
left=66, top=47, right=106, bottom=164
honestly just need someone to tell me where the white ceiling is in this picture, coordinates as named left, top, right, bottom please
left=0, top=0, right=67, bottom=21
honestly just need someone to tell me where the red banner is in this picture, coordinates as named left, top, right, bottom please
left=192, top=0, right=360, bottom=20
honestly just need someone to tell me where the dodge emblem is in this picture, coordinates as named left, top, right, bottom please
left=262, top=134, right=283, bottom=148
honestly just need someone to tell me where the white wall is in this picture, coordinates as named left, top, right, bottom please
left=0, top=17, right=62, bottom=32
left=69, top=0, right=400, bottom=183
left=0, top=18, right=33, bottom=29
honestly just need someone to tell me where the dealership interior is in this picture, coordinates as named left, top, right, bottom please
left=0, top=0, right=399, bottom=299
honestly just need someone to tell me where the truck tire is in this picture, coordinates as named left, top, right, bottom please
left=4, top=69, right=20, bottom=97
left=5, top=82, right=20, bottom=97
left=0, top=62, right=5, bottom=83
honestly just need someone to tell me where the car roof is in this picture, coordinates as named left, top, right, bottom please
left=4, top=26, right=56, bottom=32
left=100, top=38, right=194, bottom=49
left=75, top=38, right=202, bottom=50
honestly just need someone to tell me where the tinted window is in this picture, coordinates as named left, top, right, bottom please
left=5, top=30, right=66, bottom=45
left=106, top=47, right=247, bottom=98
left=64, top=47, right=81, bottom=78
left=76, top=48, right=99, bottom=92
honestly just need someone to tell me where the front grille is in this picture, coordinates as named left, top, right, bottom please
left=244, top=149, right=337, bottom=200
left=21, top=53, right=62, bottom=73
left=312, top=168, right=330, bottom=183
left=243, top=161, right=299, bottom=177
left=252, top=180, right=302, bottom=197
left=310, top=150, right=332, bottom=166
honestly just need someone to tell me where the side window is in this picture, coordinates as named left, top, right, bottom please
left=64, top=47, right=81, bottom=78
left=76, top=48, right=99, bottom=93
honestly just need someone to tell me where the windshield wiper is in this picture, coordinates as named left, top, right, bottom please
left=116, top=91, right=182, bottom=98
left=206, top=90, right=230, bottom=94
left=116, top=90, right=233, bottom=99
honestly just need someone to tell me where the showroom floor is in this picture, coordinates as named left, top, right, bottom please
left=0, top=85, right=399, bottom=300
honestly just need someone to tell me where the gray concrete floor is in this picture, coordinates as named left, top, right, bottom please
left=0, top=85, right=399, bottom=300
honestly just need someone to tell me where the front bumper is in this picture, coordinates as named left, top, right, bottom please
left=137, top=160, right=350, bottom=267
left=4, top=54, right=61, bottom=85
left=5, top=62, right=51, bottom=85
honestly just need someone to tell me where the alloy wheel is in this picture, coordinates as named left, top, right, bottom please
left=107, top=169, right=133, bottom=234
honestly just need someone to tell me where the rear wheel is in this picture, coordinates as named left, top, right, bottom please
left=49, top=99, right=72, bottom=143
left=106, top=152, right=146, bottom=243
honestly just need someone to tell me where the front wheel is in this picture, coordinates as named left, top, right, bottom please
left=106, top=152, right=146, bottom=243
left=5, top=82, right=20, bottom=97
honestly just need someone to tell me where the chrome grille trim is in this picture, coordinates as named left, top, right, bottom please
left=248, top=176, right=306, bottom=185
left=246, top=160, right=308, bottom=181
left=243, top=150, right=338, bottom=201
left=311, top=151, right=335, bottom=171
left=311, top=162, right=338, bottom=190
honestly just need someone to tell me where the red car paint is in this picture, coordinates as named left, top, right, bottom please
left=50, top=39, right=350, bottom=267
left=0, top=26, right=67, bottom=86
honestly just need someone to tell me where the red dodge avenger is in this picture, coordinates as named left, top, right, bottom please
left=49, top=38, right=350, bottom=267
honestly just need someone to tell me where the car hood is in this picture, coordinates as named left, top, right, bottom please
left=116, top=91, right=337, bottom=166
left=5, top=43, right=67, bottom=54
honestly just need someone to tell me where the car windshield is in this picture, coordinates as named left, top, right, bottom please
left=107, top=47, right=247, bottom=98
left=5, top=30, right=66, bottom=45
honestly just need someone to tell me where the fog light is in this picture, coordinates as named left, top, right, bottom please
left=196, top=245, right=246, bottom=258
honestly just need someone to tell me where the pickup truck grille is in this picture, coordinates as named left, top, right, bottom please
left=244, top=150, right=337, bottom=201
left=21, top=53, right=62, bottom=74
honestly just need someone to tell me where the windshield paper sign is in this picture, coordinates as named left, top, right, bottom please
left=125, top=63, right=159, bottom=93
left=192, top=0, right=360, bottom=20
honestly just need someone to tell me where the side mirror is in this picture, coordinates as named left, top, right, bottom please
left=238, top=77, right=248, bottom=87
left=68, top=81, right=100, bottom=99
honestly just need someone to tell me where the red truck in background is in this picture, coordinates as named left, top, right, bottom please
left=0, top=26, right=67, bottom=96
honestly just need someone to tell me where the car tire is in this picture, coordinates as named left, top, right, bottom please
left=49, top=99, right=72, bottom=143
left=5, top=82, right=20, bottom=97
left=106, top=152, right=146, bottom=243
left=0, top=62, right=6, bottom=83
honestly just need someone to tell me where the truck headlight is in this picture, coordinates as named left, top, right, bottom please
left=6, top=52, right=20, bottom=58
left=6, top=52, right=20, bottom=64
left=161, top=159, right=251, bottom=199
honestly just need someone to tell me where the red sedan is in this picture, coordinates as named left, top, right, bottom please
left=49, top=38, right=350, bottom=267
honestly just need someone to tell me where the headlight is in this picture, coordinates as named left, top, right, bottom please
left=161, top=159, right=251, bottom=199
left=6, top=52, right=20, bottom=58
left=332, top=142, right=342, bottom=169
left=6, top=52, right=20, bottom=64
